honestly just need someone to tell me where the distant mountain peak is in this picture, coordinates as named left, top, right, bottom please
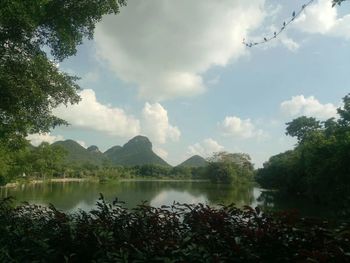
left=104, top=135, right=168, bottom=166
left=123, top=135, right=152, bottom=151
left=54, top=136, right=169, bottom=167
left=87, top=145, right=100, bottom=154
left=55, top=139, right=85, bottom=148
left=52, top=140, right=105, bottom=165
left=178, top=155, right=207, bottom=167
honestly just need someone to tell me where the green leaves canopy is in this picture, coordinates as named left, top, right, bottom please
left=206, top=152, right=254, bottom=184
left=285, top=116, right=321, bottom=143
left=257, top=93, right=350, bottom=210
left=0, top=0, right=126, bottom=148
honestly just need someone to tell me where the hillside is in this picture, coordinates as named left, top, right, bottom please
left=103, top=145, right=122, bottom=161
left=52, top=140, right=105, bottom=165
left=50, top=136, right=169, bottom=167
left=104, top=136, right=169, bottom=166
left=178, top=155, right=207, bottom=167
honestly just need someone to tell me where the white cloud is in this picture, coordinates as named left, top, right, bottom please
left=95, top=0, right=266, bottom=100
left=76, top=140, right=87, bottom=148
left=188, top=138, right=224, bottom=157
left=207, top=76, right=221, bottom=86
left=79, top=71, right=99, bottom=85
left=294, top=0, right=350, bottom=39
left=219, top=116, right=265, bottom=139
left=153, top=147, right=168, bottom=159
left=142, top=102, right=181, bottom=144
left=280, top=95, right=337, bottom=119
left=54, top=89, right=140, bottom=137
left=27, top=133, right=64, bottom=146
left=279, top=33, right=300, bottom=52
left=263, top=24, right=300, bottom=52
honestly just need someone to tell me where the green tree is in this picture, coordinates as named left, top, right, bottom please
left=206, top=152, right=254, bottom=184
left=0, top=144, right=11, bottom=185
left=136, top=164, right=171, bottom=178
left=337, top=94, right=350, bottom=127
left=285, top=116, right=321, bottom=143
left=6, top=146, right=32, bottom=178
left=30, top=142, right=66, bottom=178
left=170, top=166, right=192, bottom=178
left=0, top=0, right=126, bottom=148
left=257, top=93, right=350, bottom=209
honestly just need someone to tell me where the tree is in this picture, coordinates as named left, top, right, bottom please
left=337, top=94, right=350, bottom=127
left=0, top=0, right=126, bottom=148
left=324, top=117, right=339, bottom=137
left=332, top=0, right=348, bottom=6
left=206, top=152, right=254, bottom=184
left=30, top=142, right=66, bottom=178
left=243, top=0, right=348, bottom=48
left=285, top=116, right=321, bottom=143
left=257, top=93, right=350, bottom=209
left=0, top=143, right=10, bottom=185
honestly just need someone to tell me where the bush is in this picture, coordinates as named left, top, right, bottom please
left=0, top=196, right=349, bottom=262
left=0, top=175, right=6, bottom=186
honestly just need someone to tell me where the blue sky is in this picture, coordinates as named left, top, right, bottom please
left=28, top=0, right=350, bottom=167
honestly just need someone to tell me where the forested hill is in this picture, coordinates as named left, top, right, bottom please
left=104, top=136, right=170, bottom=166
left=51, top=136, right=170, bottom=167
left=52, top=140, right=106, bottom=165
left=178, top=155, right=207, bottom=167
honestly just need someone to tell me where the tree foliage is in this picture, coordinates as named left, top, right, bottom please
left=285, top=116, right=321, bottom=142
left=0, top=0, right=126, bottom=148
left=0, top=196, right=349, bottom=262
left=206, top=152, right=254, bottom=184
left=243, top=0, right=348, bottom=48
left=256, top=94, right=350, bottom=210
left=0, top=142, right=67, bottom=181
left=333, top=0, right=348, bottom=6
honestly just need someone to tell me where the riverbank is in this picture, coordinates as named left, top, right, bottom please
left=119, top=178, right=210, bottom=182
left=1, top=177, right=210, bottom=188
left=1, top=178, right=90, bottom=188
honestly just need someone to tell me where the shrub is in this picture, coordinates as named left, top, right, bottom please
left=0, top=175, right=6, bottom=186
left=0, top=196, right=349, bottom=262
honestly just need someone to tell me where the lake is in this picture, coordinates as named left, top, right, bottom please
left=0, top=180, right=340, bottom=218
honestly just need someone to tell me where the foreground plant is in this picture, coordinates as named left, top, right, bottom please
left=0, top=196, right=349, bottom=262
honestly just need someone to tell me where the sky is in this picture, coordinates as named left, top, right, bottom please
left=28, top=0, right=350, bottom=167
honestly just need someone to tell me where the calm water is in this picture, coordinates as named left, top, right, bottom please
left=0, top=180, right=261, bottom=212
left=0, top=180, right=339, bottom=218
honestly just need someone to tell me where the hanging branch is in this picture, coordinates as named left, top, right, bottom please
left=243, top=0, right=314, bottom=48
left=332, top=0, right=348, bottom=6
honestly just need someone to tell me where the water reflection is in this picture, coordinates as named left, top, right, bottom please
left=0, top=181, right=259, bottom=212
left=0, top=181, right=340, bottom=218
left=257, top=190, right=345, bottom=219
left=150, top=190, right=207, bottom=207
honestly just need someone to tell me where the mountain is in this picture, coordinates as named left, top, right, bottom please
left=51, top=136, right=169, bottom=167
left=52, top=140, right=105, bottom=165
left=103, top=145, right=122, bottom=160
left=87, top=145, right=101, bottom=154
left=178, top=155, right=207, bottom=167
left=104, top=135, right=169, bottom=166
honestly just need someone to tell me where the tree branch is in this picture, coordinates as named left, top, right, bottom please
left=242, top=0, right=315, bottom=48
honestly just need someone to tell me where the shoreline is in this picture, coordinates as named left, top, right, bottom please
left=1, top=178, right=210, bottom=188
left=1, top=178, right=88, bottom=188
left=119, top=178, right=210, bottom=182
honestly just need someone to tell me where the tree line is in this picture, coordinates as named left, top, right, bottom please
left=0, top=141, right=255, bottom=186
left=256, top=94, right=350, bottom=210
